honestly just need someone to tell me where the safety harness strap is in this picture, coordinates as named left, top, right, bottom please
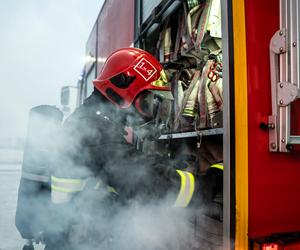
left=22, top=171, right=49, bottom=183
left=174, top=170, right=195, bottom=207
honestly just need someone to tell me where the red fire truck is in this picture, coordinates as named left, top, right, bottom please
left=62, top=0, right=300, bottom=249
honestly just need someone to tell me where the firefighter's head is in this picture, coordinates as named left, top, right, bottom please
left=93, top=48, right=173, bottom=120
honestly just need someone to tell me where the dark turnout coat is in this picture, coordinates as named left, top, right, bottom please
left=53, top=90, right=181, bottom=204
left=48, top=90, right=222, bottom=249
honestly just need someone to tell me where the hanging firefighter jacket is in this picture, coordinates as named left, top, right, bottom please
left=15, top=105, right=63, bottom=242
left=154, top=0, right=223, bottom=132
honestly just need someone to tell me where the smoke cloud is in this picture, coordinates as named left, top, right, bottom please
left=0, top=1, right=103, bottom=249
left=14, top=95, right=223, bottom=250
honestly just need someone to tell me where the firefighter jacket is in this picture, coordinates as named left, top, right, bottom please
left=51, top=89, right=198, bottom=211
left=47, top=90, right=224, bottom=249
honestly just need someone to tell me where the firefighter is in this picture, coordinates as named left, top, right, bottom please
left=47, top=48, right=221, bottom=249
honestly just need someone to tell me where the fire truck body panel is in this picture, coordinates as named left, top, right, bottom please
left=96, top=0, right=134, bottom=76
left=82, top=0, right=134, bottom=102
left=244, top=0, right=300, bottom=238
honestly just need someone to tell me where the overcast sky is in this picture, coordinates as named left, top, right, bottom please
left=0, top=0, right=103, bottom=139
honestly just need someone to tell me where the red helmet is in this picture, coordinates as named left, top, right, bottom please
left=93, top=48, right=171, bottom=109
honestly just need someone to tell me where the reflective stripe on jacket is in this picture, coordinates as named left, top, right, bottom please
left=22, top=171, right=49, bottom=183
left=51, top=176, right=85, bottom=204
left=174, top=170, right=195, bottom=207
left=210, top=163, right=224, bottom=171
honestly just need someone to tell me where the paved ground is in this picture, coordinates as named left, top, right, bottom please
left=0, top=163, right=24, bottom=250
left=0, top=158, right=44, bottom=250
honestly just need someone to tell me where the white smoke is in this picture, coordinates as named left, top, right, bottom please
left=0, top=1, right=104, bottom=249
left=0, top=0, right=103, bottom=141
left=13, top=91, right=224, bottom=250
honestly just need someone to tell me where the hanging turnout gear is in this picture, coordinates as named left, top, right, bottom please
left=15, top=105, right=63, bottom=248
left=152, top=0, right=223, bottom=132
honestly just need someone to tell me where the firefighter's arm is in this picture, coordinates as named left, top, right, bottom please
left=145, top=157, right=198, bottom=208
left=173, top=169, right=196, bottom=207
left=154, top=159, right=223, bottom=208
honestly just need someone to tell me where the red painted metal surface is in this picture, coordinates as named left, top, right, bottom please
left=85, top=23, right=97, bottom=73
left=285, top=242, right=300, bottom=250
left=245, top=0, right=300, bottom=238
left=96, top=0, right=134, bottom=75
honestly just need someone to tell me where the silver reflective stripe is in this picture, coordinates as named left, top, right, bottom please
left=174, top=170, right=195, bottom=208
left=22, top=171, right=49, bottom=183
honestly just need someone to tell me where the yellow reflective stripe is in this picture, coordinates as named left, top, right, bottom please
left=160, top=70, right=168, bottom=82
left=51, top=176, right=82, bottom=184
left=51, top=175, right=85, bottom=193
left=151, top=70, right=169, bottom=87
left=151, top=79, right=167, bottom=87
left=183, top=112, right=195, bottom=115
left=174, top=170, right=195, bottom=207
left=51, top=180, right=85, bottom=190
left=183, top=108, right=196, bottom=117
left=107, top=186, right=119, bottom=195
left=183, top=109, right=195, bottom=113
left=51, top=184, right=84, bottom=193
left=210, top=163, right=224, bottom=171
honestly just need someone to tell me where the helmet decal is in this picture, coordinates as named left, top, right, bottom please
left=133, top=58, right=157, bottom=81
